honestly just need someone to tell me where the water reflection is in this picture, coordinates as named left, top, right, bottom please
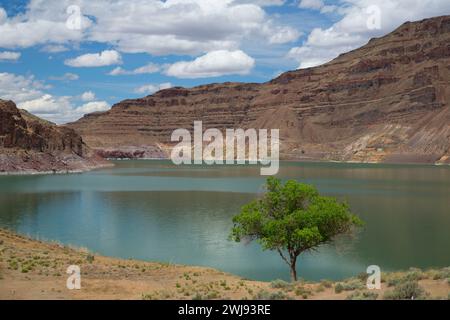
left=0, top=161, right=449, bottom=281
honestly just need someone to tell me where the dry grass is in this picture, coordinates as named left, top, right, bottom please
left=0, top=228, right=449, bottom=300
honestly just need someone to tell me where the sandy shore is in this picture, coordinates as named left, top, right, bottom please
left=0, top=228, right=448, bottom=300
left=0, top=162, right=114, bottom=176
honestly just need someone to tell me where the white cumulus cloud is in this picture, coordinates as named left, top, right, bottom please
left=80, top=91, right=96, bottom=102
left=134, top=83, right=173, bottom=95
left=19, top=94, right=72, bottom=115
left=299, top=0, right=324, bottom=10
left=0, top=4, right=90, bottom=48
left=109, top=63, right=160, bottom=76
left=65, top=50, right=122, bottom=68
left=0, top=0, right=299, bottom=57
left=234, top=0, right=285, bottom=6
left=49, top=73, right=79, bottom=81
left=289, top=0, right=450, bottom=69
left=0, top=51, right=21, bottom=62
left=0, top=72, right=46, bottom=103
left=165, top=50, right=255, bottom=79
left=40, top=44, right=69, bottom=53
left=75, top=101, right=110, bottom=114
left=0, top=72, right=109, bottom=124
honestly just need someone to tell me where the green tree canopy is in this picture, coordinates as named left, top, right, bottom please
left=230, top=177, right=363, bottom=281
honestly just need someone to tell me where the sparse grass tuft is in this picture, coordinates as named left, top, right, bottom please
left=253, top=290, right=288, bottom=300
left=142, top=293, right=155, bottom=300
left=192, top=293, right=203, bottom=300
left=208, top=291, right=220, bottom=299
left=86, top=254, right=95, bottom=263
left=294, top=286, right=312, bottom=299
left=346, top=290, right=378, bottom=300
left=270, top=279, right=291, bottom=289
left=429, top=267, right=450, bottom=280
left=315, top=285, right=325, bottom=293
left=320, top=280, right=333, bottom=289
left=334, top=279, right=364, bottom=293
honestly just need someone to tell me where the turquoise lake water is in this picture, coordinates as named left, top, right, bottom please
left=0, top=160, right=449, bottom=281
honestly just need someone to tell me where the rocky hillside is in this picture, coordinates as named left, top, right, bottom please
left=68, top=16, right=450, bottom=164
left=0, top=99, right=107, bottom=173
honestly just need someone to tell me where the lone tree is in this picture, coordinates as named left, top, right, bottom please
left=230, top=177, right=363, bottom=282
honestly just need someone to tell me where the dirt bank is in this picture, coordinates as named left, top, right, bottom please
left=0, top=229, right=448, bottom=300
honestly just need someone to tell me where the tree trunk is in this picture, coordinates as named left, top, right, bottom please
left=290, top=258, right=297, bottom=282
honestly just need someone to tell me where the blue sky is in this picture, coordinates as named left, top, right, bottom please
left=0, top=0, right=449, bottom=123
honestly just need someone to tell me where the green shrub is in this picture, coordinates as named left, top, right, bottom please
left=270, top=279, right=291, bottom=289
left=335, top=279, right=365, bottom=293
left=192, top=293, right=203, bottom=300
left=86, top=254, right=95, bottom=263
left=343, top=279, right=365, bottom=290
left=142, top=293, right=155, bottom=300
left=335, top=283, right=344, bottom=294
left=431, top=267, right=450, bottom=280
left=205, top=291, right=219, bottom=299
left=356, top=272, right=369, bottom=282
left=384, top=281, right=427, bottom=300
left=346, top=290, right=378, bottom=300
left=315, top=285, right=325, bottom=293
left=294, top=286, right=312, bottom=297
left=387, top=268, right=426, bottom=287
left=404, top=268, right=426, bottom=281
left=269, top=291, right=289, bottom=300
left=320, top=280, right=333, bottom=288
left=253, top=290, right=288, bottom=300
left=386, top=276, right=400, bottom=287
left=8, top=260, right=18, bottom=270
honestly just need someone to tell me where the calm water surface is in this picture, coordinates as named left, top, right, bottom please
left=0, top=160, right=449, bottom=281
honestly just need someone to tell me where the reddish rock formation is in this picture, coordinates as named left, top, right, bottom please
left=0, top=100, right=108, bottom=173
left=68, top=16, right=450, bottom=164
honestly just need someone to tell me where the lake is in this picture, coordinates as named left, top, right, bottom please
left=0, top=160, right=449, bottom=282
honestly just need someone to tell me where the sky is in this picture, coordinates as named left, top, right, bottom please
left=0, top=0, right=449, bottom=124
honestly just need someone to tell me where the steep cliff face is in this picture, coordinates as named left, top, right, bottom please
left=68, top=16, right=450, bottom=164
left=0, top=100, right=106, bottom=173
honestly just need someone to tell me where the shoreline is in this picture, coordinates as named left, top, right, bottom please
left=0, top=162, right=114, bottom=176
left=1, top=157, right=449, bottom=176
left=1, top=228, right=449, bottom=300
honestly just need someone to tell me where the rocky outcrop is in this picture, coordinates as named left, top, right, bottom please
left=68, top=16, right=450, bottom=164
left=0, top=100, right=108, bottom=173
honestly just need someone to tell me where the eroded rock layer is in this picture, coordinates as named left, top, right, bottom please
left=68, top=16, right=450, bottom=164
left=0, top=100, right=106, bottom=173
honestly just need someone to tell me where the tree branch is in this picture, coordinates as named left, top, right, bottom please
left=276, top=248, right=290, bottom=266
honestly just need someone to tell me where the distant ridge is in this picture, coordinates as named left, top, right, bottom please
left=68, top=15, right=450, bottom=164
left=0, top=99, right=107, bottom=173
